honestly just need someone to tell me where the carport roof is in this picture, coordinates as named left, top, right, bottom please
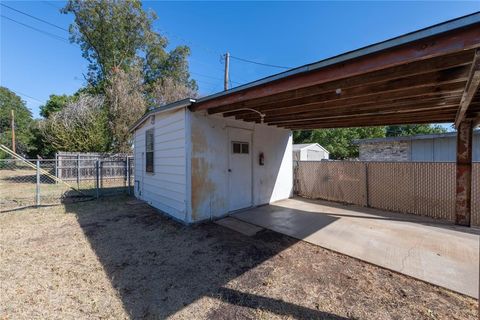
left=190, top=12, right=480, bottom=130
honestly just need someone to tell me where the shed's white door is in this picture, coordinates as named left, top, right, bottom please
left=228, top=128, right=253, bottom=212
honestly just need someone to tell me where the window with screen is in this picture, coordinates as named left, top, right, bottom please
left=232, top=142, right=249, bottom=154
left=145, top=129, right=154, bottom=173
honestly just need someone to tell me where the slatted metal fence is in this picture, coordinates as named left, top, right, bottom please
left=294, top=161, right=480, bottom=226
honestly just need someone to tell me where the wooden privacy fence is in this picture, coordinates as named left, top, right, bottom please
left=55, top=152, right=132, bottom=181
left=294, top=161, right=480, bottom=226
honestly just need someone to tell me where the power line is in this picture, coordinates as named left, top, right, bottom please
left=194, top=78, right=222, bottom=87
left=0, top=3, right=69, bottom=32
left=0, top=14, right=70, bottom=43
left=190, top=71, right=242, bottom=85
left=9, top=89, right=44, bottom=104
left=230, top=55, right=291, bottom=70
left=155, top=23, right=292, bottom=73
left=41, top=1, right=63, bottom=10
left=1, top=13, right=230, bottom=89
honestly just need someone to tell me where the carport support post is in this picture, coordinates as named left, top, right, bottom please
left=455, top=120, right=473, bottom=226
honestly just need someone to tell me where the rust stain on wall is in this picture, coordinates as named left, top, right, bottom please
left=191, top=125, right=214, bottom=221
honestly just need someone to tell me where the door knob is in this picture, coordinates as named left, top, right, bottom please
left=228, top=169, right=232, bottom=172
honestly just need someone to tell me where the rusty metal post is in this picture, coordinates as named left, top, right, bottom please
left=455, top=120, right=473, bottom=226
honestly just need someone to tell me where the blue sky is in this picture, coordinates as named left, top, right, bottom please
left=1, top=1, right=479, bottom=119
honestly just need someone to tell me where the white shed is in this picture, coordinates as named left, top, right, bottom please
left=130, top=99, right=293, bottom=224
left=293, top=143, right=329, bottom=161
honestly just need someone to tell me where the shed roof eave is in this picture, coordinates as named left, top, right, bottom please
left=129, top=98, right=195, bottom=133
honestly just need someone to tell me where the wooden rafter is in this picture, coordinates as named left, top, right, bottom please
left=455, top=49, right=480, bottom=127
left=213, top=52, right=473, bottom=116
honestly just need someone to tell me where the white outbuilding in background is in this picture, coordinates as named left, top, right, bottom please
left=293, top=143, right=330, bottom=161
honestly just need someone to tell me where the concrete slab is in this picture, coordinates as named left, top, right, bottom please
left=233, top=197, right=480, bottom=298
left=215, top=217, right=264, bottom=236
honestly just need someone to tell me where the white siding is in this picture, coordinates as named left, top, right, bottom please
left=134, top=108, right=187, bottom=221
left=189, top=112, right=292, bottom=223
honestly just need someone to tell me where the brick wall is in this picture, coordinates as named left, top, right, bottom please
left=359, top=141, right=410, bottom=162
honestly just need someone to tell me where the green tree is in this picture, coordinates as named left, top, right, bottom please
left=307, top=127, right=386, bottom=159
left=293, top=130, right=313, bottom=144
left=40, top=94, right=74, bottom=118
left=61, top=0, right=198, bottom=152
left=41, top=94, right=110, bottom=152
left=0, top=87, right=35, bottom=157
left=385, top=124, right=447, bottom=137
left=62, top=0, right=196, bottom=91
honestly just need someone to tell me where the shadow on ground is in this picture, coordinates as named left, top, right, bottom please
left=64, top=196, right=345, bottom=319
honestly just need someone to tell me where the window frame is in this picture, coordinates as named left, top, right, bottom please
left=232, top=141, right=249, bottom=154
left=145, top=128, right=154, bottom=173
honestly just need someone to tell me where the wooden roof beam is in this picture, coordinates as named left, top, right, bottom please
left=273, top=109, right=457, bottom=127
left=242, top=95, right=462, bottom=123
left=264, top=105, right=459, bottom=125
left=286, top=116, right=455, bottom=129
left=215, top=62, right=470, bottom=116
left=237, top=82, right=465, bottom=121
left=215, top=51, right=474, bottom=116
left=455, top=49, right=480, bottom=127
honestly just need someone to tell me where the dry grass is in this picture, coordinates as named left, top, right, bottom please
left=0, top=196, right=477, bottom=319
left=0, top=168, right=127, bottom=210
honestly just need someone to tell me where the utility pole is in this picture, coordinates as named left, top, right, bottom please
left=224, top=52, right=230, bottom=91
left=11, top=109, right=15, bottom=153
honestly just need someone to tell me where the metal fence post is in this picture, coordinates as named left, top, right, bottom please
left=365, top=162, right=370, bottom=207
left=126, top=157, right=131, bottom=195
left=76, top=154, right=80, bottom=189
left=36, top=160, right=40, bottom=206
left=54, top=153, right=58, bottom=184
left=95, top=160, right=100, bottom=199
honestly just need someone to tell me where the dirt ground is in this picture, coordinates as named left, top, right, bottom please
left=0, top=196, right=477, bottom=319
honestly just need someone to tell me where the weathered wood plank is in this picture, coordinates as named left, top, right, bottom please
left=243, top=97, right=461, bottom=123
left=238, top=82, right=465, bottom=121
left=455, top=49, right=480, bottom=127
left=215, top=63, right=470, bottom=116
left=455, top=120, right=473, bottom=226
left=266, top=104, right=459, bottom=125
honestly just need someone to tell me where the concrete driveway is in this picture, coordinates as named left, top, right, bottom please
left=233, top=197, right=479, bottom=298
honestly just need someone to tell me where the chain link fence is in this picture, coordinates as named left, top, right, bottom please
left=294, top=161, right=480, bottom=226
left=0, top=157, right=134, bottom=212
